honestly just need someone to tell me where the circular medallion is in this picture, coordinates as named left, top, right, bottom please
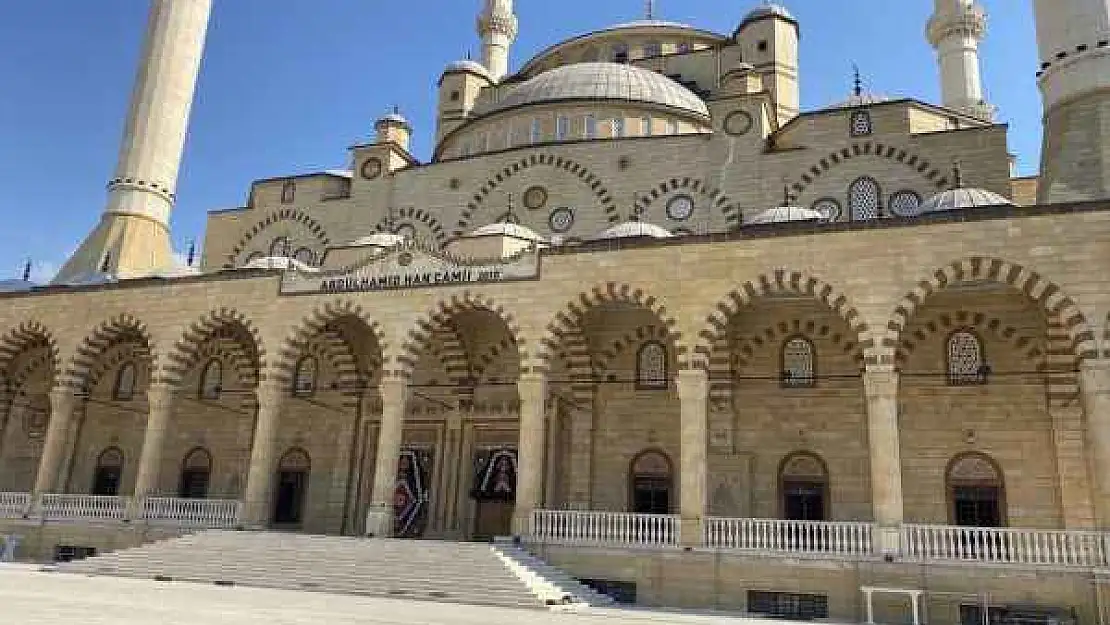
left=549, top=207, right=575, bottom=233
left=523, top=186, right=548, bottom=210
left=666, top=194, right=695, bottom=221
left=811, top=198, right=842, bottom=222
left=360, top=158, right=383, bottom=180
left=888, top=190, right=923, bottom=217
left=724, top=110, right=754, bottom=136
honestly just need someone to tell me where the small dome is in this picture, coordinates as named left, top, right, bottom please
left=475, top=63, right=710, bottom=119
left=242, top=256, right=317, bottom=272
left=468, top=222, right=547, bottom=243
left=444, top=59, right=492, bottom=80
left=376, top=111, right=412, bottom=130
left=739, top=3, right=796, bottom=29
left=55, top=271, right=117, bottom=287
left=605, top=19, right=699, bottom=31
left=827, top=92, right=892, bottom=110
left=919, top=188, right=1013, bottom=213
left=351, top=233, right=407, bottom=248
left=594, top=221, right=674, bottom=240
left=747, top=206, right=825, bottom=225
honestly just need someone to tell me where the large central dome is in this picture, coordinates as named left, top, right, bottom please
left=475, top=62, right=710, bottom=119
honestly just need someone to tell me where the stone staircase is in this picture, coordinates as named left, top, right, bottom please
left=52, top=530, right=608, bottom=610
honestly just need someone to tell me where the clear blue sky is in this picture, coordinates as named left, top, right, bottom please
left=0, top=0, right=1039, bottom=282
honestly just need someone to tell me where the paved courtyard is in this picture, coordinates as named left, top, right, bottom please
left=0, top=565, right=814, bottom=625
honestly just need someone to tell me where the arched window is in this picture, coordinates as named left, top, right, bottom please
left=293, top=356, right=318, bottom=397
left=113, top=362, right=137, bottom=401
left=269, top=237, right=290, bottom=258
left=629, top=449, right=673, bottom=515
left=947, top=453, right=1005, bottom=528
left=849, top=110, right=873, bottom=137
left=92, top=447, right=124, bottom=496
left=612, top=42, right=629, bottom=63
left=848, top=177, right=882, bottom=221
left=199, top=359, right=223, bottom=400
left=274, top=448, right=311, bottom=526
left=947, top=330, right=986, bottom=386
left=179, top=448, right=212, bottom=499
left=781, top=337, right=816, bottom=388
left=636, top=341, right=668, bottom=389
left=779, top=452, right=828, bottom=521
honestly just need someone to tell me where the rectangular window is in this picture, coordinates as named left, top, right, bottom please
left=556, top=116, right=570, bottom=141
left=747, top=591, right=829, bottom=621
left=641, top=116, right=653, bottom=136
left=667, top=119, right=679, bottom=135
left=584, top=115, right=598, bottom=139
left=530, top=119, right=542, bottom=144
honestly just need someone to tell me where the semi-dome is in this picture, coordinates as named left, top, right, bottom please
left=919, top=188, right=1013, bottom=213
left=594, top=221, right=674, bottom=240
left=351, top=233, right=407, bottom=248
left=467, top=222, right=547, bottom=243
left=747, top=206, right=825, bottom=225
left=476, top=63, right=710, bottom=119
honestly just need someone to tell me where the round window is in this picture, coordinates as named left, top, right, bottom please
left=666, top=195, right=695, bottom=221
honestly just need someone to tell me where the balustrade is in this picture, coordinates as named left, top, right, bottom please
left=0, top=492, right=30, bottom=519
left=531, top=509, right=680, bottom=548
left=901, top=524, right=1108, bottom=568
left=704, top=517, right=875, bottom=557
left=142, top=497, right=242, bottom=528
left=41, top=494, right=128, bottom=522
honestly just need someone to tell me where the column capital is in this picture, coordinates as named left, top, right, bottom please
left=48, top=386, right=78, bottom=408
left=676, top=368, right=709, bottom=384
left=379, top=376, right=410, bottom=408
left=863, top=365, right=899, bottom=394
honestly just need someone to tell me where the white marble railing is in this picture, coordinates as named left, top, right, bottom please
left=902, top=524, right=1108, bottom=568
left=41, top=494, right=128, bottom=522
left=704, top=517, right=875, bottom=557
left=0, top=492, right=30, bottom=519
left=142, top=497, right=241, bottom=528
left=531, top=509, right=680, bottom=548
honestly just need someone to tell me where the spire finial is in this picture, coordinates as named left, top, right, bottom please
left=505, top=192, right=516, bottom=222
left=852, top=64, right=863, bottom=98
left=645, top=0, right=656, bottom=20
left=952, top=161, right=964, bottom=189
left=22, top=259, right=31, bottom=282
left=186, top=240, right=196, bottom=267
left=783, top=185, right=792, bottom=206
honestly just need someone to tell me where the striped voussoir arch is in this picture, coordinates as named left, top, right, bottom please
left=473, top=336, right=522, bottom=383
left=592, top=325, right=674, bottom=374
left=372, top=207, right=449, bottom=249
left=696, top=270, right=870, bottom=371
left=731, top=318, right=866, bottom=371
left=884, top=258, right=1098, bottom=366
left=0, top=321, right=59, bottom=384
left=65, top=314, right=154, bottom=391
left=399, top=292, right=526, bottom=378
left=790, top=141, right=951, bottom=200
left=455, top=152, right=619, bottom=236
left=539, top=282, right=682, bottom=371
left=632, top=177, right=743, bottom=228
left=279, top=300, right=387, bottom=388
left=161, top=309, right=264, bottom=389
left=895, top=310, right=1045, bottom=367
left=547, top=326, right=593, bottom=408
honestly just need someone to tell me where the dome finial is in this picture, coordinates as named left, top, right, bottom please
left=852, top=63, right=863, bottom=98
left=22, top=258, right=32, bottom=282
left=645, top=0, right=656, bottom=19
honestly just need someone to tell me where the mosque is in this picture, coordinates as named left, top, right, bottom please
left=3, top=0, right=1110, bottom=620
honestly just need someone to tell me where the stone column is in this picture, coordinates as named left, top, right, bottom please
left=32, top=387, right=79, bottom=496
left=242, top=380, right=285, bottom=528
left=678, top=369, right=709, bottom=547
left=863, top=365, right=905, bottom=556
left=129, top=383, right=177, bottom=519
left=366, top=377, right=409, bottom=537
left=1080, top=360, right=1110, bottom=527
left=513, top=372, right=547, bottom=536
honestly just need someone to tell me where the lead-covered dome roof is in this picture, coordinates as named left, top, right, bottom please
left=593, top=221, right=674, bottom=240
left=476, top=62, right=710, bottom=119
left=919, top=188, right=1013, bottom=213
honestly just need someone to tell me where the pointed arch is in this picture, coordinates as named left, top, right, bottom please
left=0, top=321, right=59, bottom=389
left=162, top=309, right=264, bottom=389
left=399, top=292, right=526, bottom=377
left=695, top=269, right=870, bottom=370
left=224, top=208, right=331, bottom=269
left=65, top=314, right=154, bottom=391
left=789, top=141, right=950, bottom=200
left=279, top=300, right=388, bottom=400
left=538, top=282, right=683, bottom=371
left=883, top=257, right=1097, bottom=365
left=631, top=177, right=743, bottom=227
left=894, top=310, right=1045, bottom=368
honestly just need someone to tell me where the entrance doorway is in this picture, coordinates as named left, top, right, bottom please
left=91, top=447, right=124, bottom=496
left=948, top=453, right=1005, bottom=528
left=779, top=452, right=828, bottom=522
left=629, top=449, right=673, bottom=515
left=273, top=448, right=310, bottom=527
left=470, top=448, right=517, bottom=540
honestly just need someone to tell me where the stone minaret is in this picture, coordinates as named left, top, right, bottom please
left=53, top=0, right=213, bottom=284
left=1036, top=0, right=1110, bottom=204
left=477, top=0, right=518, bottom=82
left=927, top=0, right=994, bottom=120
